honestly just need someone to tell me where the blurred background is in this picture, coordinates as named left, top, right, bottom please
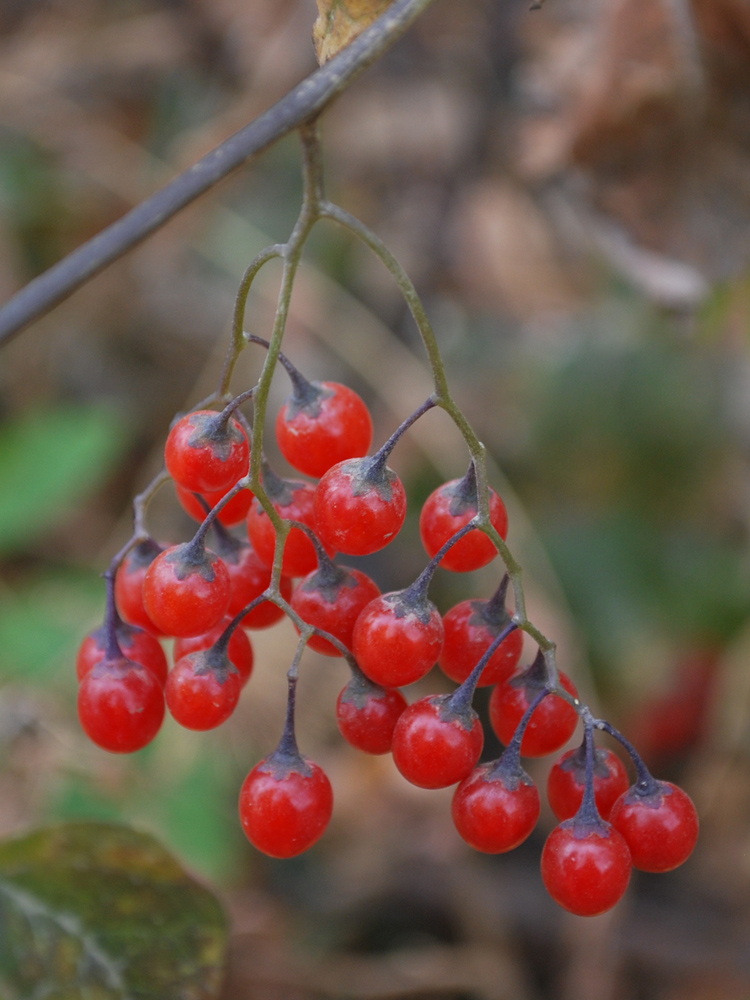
left=1, top=0, right=750, bottom=996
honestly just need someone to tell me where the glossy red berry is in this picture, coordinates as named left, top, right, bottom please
left=77, top=622, right=168, bottom=687
left=291, top=564, right=380, bottom=656
left=541, top=820, right=632, bottom=916
left=609, top=781, right=699, bottom=872
left=174, top=618, right=254, bottom=687
left=142, top=543, right=231, bottom=637
left=440, top=593, right=522, bottom=687
left=353, top=590, right=444, bottom=688
left=489, top=657, right=579, bottom=757
left=419, top=468, right=508, bottom=573
left=165, top=410, right=249, bottom=494
left=276, top=380, right=373, bottom=478
left=114, top=540, right=166, bottom=635
left=78, top=657, right=165, bottom=753
left=239, top=752, right=333, bottom=858
left=247, top=475, right=333, bottom=578
left=176, top=483, right=254, bottom=528
left=547, top=746, right=629, bottom=822
left=452, top=762, right=540, bottom=853
left=391, top=694, right=484, bottom=789
left=314, top=458, right=407, bottom=556
left=166, top=650, right=241, bottom=730
left=336, top=673, right=407, bottom=755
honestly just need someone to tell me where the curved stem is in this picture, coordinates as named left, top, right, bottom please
left=489, top=688, right=549, bottom=778
left=403, top=520, right=478, bottom=604
left=319, top=199, right=554, bottom=661
left=593, top=717, right=660, bottom=796
left=448, top=620, right=519, bottom=715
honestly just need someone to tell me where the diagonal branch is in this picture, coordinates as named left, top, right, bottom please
left=0, top=0, right=436, bottom=348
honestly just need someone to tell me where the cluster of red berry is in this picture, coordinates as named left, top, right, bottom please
left=76, top=346, right=698, bottom=917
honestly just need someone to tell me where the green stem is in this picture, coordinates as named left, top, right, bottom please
left=319, top=200, right=557, bottom=669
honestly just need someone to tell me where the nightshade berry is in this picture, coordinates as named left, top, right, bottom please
left=165, top=409, right=250, bottom=495
left=439, top=576, right=523, bottom=686
left=419, top=462, right=507, bottom=572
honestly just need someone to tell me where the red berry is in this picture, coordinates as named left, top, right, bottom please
left=166, top=650, right=241, bottom=730
left=142, top=543, right=231, bottom=638
left=276, top=381, right=373, bottom=478
left=291, top=565, right=380, bottom=656
left=76, top=622, right=168, bottom=687
left=609, top=781, right=699, bottom=872
left=176, top=483, right=253, bottom=528
left=239, top=752, right=333, bottom=858
left=541, top=820, right=632, bottom=916
left=452, top=762, right=540, bottom=853
left=440, top=597, right=522, bottom=687
left=174, top=618, right=254, bottom=687
left=353, top=590, right=444, bottom=688
left=213, top=535, right=292, bottom=629
left=114, top=540, right=166, bottom=635
left=547, top=747, right=629, bottom=822
left=314, top=458, right=406, bottom=556
left=419, top=471, right=508, bottom=573
left=336, top=673, right=407, bottom=755
left=78, top=657, right=165, bottom=753
left=391, top=694, right=484, bottom=789
left=247, top=477, right=333, bottom=578
left=489, top=659, right=579, bottom=758
left=165, top=410, right=249, bottom=494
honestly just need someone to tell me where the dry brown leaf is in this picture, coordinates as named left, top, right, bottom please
left=313, top=0, right=394, bottom=65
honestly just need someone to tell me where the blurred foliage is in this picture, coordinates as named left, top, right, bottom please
left=0, top=405, right=127, bottom=557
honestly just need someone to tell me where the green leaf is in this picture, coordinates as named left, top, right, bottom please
left=0, top=406, right=128, bottom=556
left=0, top=822, right=228, bottom=999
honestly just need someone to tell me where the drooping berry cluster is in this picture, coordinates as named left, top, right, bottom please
left=76, top=342, right=698, bottom=916
left=76, top=122, right=698, bottom=915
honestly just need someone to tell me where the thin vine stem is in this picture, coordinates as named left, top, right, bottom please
left=317, top=200, right=558, bottom=683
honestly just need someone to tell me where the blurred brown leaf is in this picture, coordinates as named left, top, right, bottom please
left=313, top=0, right=394, bottom=64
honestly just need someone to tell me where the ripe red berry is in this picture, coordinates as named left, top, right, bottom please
left=291, top=564, right=380, bottom=656
left=547, top=746, right=629, bottom=822
left=114, top=540, right=166, bottom=635
left=336, top=673, right=407, bottom=755
left=165, top=409, right=249, bottom=494
left=247, top=473, right=333, bottom=578
left=166, top=650, right=241, bottom=730
left=439, top=589, right=523, bottom=687
left=391, top=694, right=484, bottom=789
left=142, top=543, right=231, bottom=637
left=353, top=590, right=444, bottom=688
left=78, top=657, right=165, bottom=753
left=609, top=780, right=699, bottom=872
left=239, top=752, right=333, bottom=858
left=77, top=622, right=168, bottom=687
left=176, top=483, right=254, bottom=528
left=174, top=618, right=254, bottom=687
left=419, top=467, right=508, bottom=573
left=452, top=762, right=540, bottom=853
left=314, top=458, right=407, bottom=556
left=489, top=655, right=579, bottom=757
left=541, top=820, right=632, bottom=916
left=276, top=380, right=373, bottom=478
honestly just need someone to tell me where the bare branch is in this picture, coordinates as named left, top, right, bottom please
left=0, top=0, right=436, bottom=347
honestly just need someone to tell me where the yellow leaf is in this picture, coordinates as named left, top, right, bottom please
left=313, top=0, right=395, bottom=65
